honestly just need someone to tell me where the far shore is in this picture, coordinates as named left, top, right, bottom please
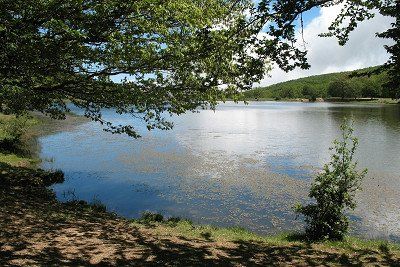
left=236, top=97, right=400, bottom=105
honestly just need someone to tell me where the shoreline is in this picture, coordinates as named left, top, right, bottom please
left=1, top=169, right=399, bottom=265
left=237, top=97, right=400, bottom=105
left=28, top=113, right=89, bottom=167
left=1, top=113, right=400, bottom=265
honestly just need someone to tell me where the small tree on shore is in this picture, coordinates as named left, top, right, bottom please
left=295, top=119, right=367, bottom=241
left=301, top=85, right=318, bottom=101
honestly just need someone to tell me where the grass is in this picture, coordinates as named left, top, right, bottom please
left=0, top=113, right=86, bottom=168
left=131, top=212, right=400, bottom=253
left=0, top=153, right=38, bottom=166
left=0, top=114, right=39, bottom=167
left=1, top=172, right=399, bottom=266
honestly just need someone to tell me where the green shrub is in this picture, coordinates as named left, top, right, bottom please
left=295, top=119, right=367, bottom=241
left=90, top=196, right=107, bottom=212
left=302, top=85, right=318, bottom=101
left=0, top=115, right=35, bottom=152
left=0, top=162, right=64, bottom=187
left=140, top=211, right=164, bottom=223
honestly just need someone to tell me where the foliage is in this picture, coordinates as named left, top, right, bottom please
left=0, top=0, right=266, bottom=137
left=295, top=119, right=367, bottom=241
left=360, top=79, right=382, bottom=98
left=244, top=66, right=395, bottom=100
left=139, top=211, right=165, bottom=223
left=302, top=85, right=318, bottom=101
left=328, top=78, right=352, bottom=99
left=378, top=1, right=400, bottom=99
left=254, top=0, right=399, bottom=99
left=0, top=161, right=64, bottom=187
left=0, top=115, right=36, bottom=153
left=135, top=211, right=193, bottom=227
left=279, top=86, right=298, bottom=99
left=0, top=1, right=398, bottom=137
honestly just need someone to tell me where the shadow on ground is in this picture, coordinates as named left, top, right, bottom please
left=1, top=163, right=399, bottom=266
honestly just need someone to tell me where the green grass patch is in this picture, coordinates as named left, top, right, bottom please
left=0, top=114, right=41, bottom=167
left=130, top=212, right=400, bottom=255
left=0, top=153, right=38, bottom=166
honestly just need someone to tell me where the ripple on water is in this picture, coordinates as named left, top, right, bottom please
left=40, top=102, right=400, bottom=241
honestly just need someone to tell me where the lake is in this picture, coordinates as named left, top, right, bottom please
left=39, top=102, right=400, bottom=241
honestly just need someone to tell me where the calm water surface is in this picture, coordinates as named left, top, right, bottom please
left=39, top=102, right=400, bottom=241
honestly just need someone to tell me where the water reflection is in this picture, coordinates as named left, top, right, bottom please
left=40, top=102, right=400, bottom=241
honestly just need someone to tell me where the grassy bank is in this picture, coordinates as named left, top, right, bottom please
left=1, top=169, right=399, bottom=266
left=0, top=114, right=39, bottom=167
left=0, top=115, right=399, bottom=266
left=0, top=113, right=86, bottom=167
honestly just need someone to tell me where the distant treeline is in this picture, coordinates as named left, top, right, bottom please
left=244, top=66, right=397, bottom=101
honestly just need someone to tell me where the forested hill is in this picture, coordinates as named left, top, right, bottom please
left=244, top=66, right=396, bottom=101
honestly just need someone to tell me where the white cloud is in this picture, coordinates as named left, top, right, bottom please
left=256, top=5, right=394, bottom=87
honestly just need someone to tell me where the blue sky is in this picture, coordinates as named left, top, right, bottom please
left=253, top=0, right=321, bottom=25
left=301, top=8, right=321, bottom=25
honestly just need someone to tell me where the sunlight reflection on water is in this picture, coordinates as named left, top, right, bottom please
left=40, top=102, right=400, bottom=241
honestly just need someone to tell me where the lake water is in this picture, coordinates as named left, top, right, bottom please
left=39, top=102, right=400, bottom=241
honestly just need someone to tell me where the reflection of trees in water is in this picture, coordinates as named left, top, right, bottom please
left=324, top=105, right=400, bottom=241
left=324, top=104, right=400, bottom=171
left=326, top=105, right=400, bottom=170
left=40, top=103, right=400, bottom=241
left=326, top=104, right=400, bottom=131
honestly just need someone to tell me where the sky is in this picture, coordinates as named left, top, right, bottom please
left=255, top=4, right=394, bottom=87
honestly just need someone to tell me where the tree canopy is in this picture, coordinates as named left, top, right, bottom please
left=1, top=0, right=398, bottom=137
left=243, top=66, right=392, bottom=100
left=1, top=0, right=260, bottom=137
left=328, top=78, right=351, bottom=100
left=253, top=0, right=399, bottom=98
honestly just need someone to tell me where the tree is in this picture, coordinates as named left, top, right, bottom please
left=0, top=0, right=268, bottom=137
left=254, top=0, right=399, bottom=99
left=1, top=0, right=398, bottom=138
left=301, top=85, right=318, bottom=101
left=360, top=79, right=382, bottom=98
left=328, top=78, right=351, bottom=99
left=347, top=79, right=362, bottom=100
left=295, top=119, right=367, bottom=241
left=371, top=1, right=400, bottom=99
left=279, top=87, right=296, bottom=99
